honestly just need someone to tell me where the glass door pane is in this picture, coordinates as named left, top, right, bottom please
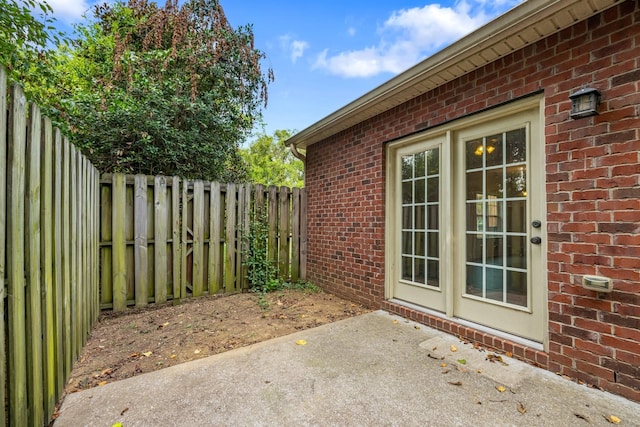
left=401, top=148, right=440, bottom=288
left=464, top=128, right=528, bottom=307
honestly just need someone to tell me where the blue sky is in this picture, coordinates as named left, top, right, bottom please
left=41, top=0, right=523, bottom=139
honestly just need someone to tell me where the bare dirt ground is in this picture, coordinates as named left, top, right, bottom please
left=64, top=288, right=370, bottom=394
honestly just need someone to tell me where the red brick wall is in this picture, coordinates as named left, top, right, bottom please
left=305, top=0, right=639, bottom=402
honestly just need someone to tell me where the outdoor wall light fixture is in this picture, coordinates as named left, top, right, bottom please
left=569, top=86, right=601, bottom=118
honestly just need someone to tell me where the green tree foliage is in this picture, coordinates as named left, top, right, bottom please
left=240, top=129, right=304, bottom=188
left=0, top=0, right=63, bottom=103
left=56, top=0, right=273, bottom=181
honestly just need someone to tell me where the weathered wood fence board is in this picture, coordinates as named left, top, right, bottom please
left=1, top=67, right=100, bottom=426
left=99, top=177, right=306, bottom=310
left=0, top=65, right=8, bottom=427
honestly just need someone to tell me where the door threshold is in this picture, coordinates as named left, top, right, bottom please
left=388, top=299, right=544, bottom=351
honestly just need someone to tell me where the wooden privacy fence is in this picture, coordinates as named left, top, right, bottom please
left=1, top=61, right=307, bottom=426
left=0, top=67, right=101, bottom=426
left=99, top=176, right=307, bottom=310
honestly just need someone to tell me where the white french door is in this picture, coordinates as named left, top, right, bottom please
left=387, top=98, right=546, bottom=343
left=393, top=136, right=446, bottom=313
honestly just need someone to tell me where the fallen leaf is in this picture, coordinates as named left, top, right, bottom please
left=142, top=351, right=152, bottom=357
left=295, top=339, right=307, bottom=346
left=448, top=381, right=463, bottom=386
left=161, top=322, right=169, bottom=327
left=414, top=325, right=420, bottom=330
left=505, top=351, right=513, bottom=357
left=427, top=353, right=444, bottom=360
left=517, top=402, right=527, bottom=414
left=120, top=407, right=129, bottom=416
left=441, top=363, right=447, bottom=368
left=300, top=315, right=306, bottom=318
left=450, top=345, right=458, bottom=352
left=574, top=413, right=590, bottom=422
left=486, top=353, right=509, bottom=366
left=457, top=359, right=467, bottom=365
left=97, top=381, right=108, bottom=386
left=170, top=354, right=176, bottom=359
left=392, top=319, right=399, bottom=324
left=276, top=299, right=283, bottom=306
left=111, top=423, right=123, bottom=427
left=129, top=352, right=139, bottom=358
left=496, top=385, right=507, bottom=393
left=94, top=368, right=112, bottom=378
left=194, top=349, right=201, bottom=354
left=441, top=369, right=450, bottom=374
left=606, top=415, right=621, bottom=424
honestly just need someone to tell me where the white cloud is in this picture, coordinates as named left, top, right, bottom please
left=279, top=34, right=309, bottom=64
left=314, top=0, right=522, bottom=78
left=290, top=40, right=309, bottom=63
left=46, top=0, right=92, bottom=23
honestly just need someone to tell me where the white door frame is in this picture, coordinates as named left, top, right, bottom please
left=385, top=95, right=547, bottom=349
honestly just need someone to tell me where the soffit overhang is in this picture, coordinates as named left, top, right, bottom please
left=287, top=0, right=621, bottom=149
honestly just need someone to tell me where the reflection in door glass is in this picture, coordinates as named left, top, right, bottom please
left=464, top=128, right=528, bottom=307
left=401, top=148, right=440, bottom=288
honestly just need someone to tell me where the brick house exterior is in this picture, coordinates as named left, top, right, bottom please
left=288, top=0, right=639, bottom=402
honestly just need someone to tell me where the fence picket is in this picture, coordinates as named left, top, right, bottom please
left=300, top=189, right=308, bottom=281
left=112, top=174, right=127, bottom=311
left=134, top=175, right=149, bottom=307
left=278, top=187, right=291, bottom=280
left=53, top=130, right=64, bottom=395
left=26, top=102, right=44, bottom=427
left=268, top=186, right=278, bottom=269
left=209, top=182, right=222, bottom=293
left=291, top=188, right=301, bottom=283
left=154, top=176, right=168, bottom=303
left=180, top=181, right=188, bottom=301
left=225, top=183, right=237, bottom=292
left=171, top=177, right=180, bottom=302
left=0, top=65, right=7, bottom=427
left=192, top=181, right=204, bottom=296
left=7, top=83, right=28, bottom=427
left=61, top=137, right=72, bottom=377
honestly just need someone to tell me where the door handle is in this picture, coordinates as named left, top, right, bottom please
left=530, top=236, right=542, bottom=244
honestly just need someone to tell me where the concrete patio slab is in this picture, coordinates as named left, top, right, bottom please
left=54, top=311, right=640, bottom=426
